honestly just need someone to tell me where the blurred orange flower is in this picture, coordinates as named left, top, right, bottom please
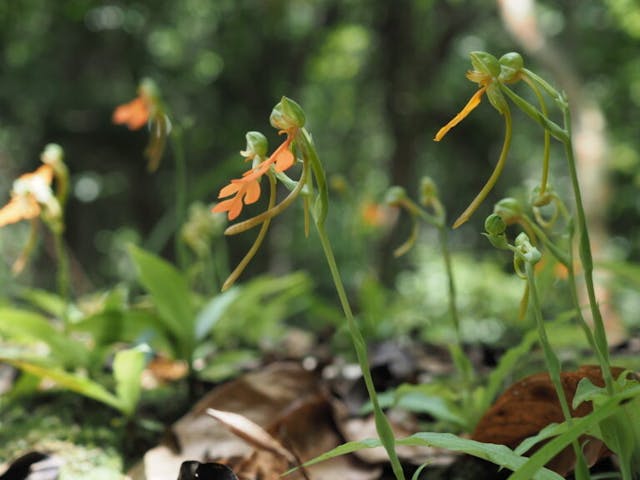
left=213, top=135, right=295, bottom=220
left=361, top=201, right=395, bottom=228
left=112, top=96, right=150, bottom=130
left=0, top=165, right=55, bottom=227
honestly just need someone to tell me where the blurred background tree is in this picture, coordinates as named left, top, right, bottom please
left=2, top=0, right=640, bottom=334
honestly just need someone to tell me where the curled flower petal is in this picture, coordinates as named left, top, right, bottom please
left=434, top=86, right=487, bottom=141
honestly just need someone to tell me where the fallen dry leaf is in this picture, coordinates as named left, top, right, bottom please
left=206, top=408, right=296, bottom=463
left=131, top=362, right=379, bottom=480
left=472, top=365, right=629, bottom=475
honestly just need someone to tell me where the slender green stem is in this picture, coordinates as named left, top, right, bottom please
left=438, top=226, right=461, bottom=345
left=560, top=107, right=614, bottom=394
left=53, top=229, right=71, bottom=328
left=299, top=127, right=404, bottom=479
left=315, top=223, right=405, bottom=480
left=171, top=126, right=188, bottom=270
left=524, top=262, right=589, bottom=477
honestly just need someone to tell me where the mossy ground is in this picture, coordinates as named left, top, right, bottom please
left=0, top=383, right=191, bottom=479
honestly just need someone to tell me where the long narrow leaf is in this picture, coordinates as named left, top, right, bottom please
left=291, top=433, right=561, bottom=480
left=128, top=245, right=196, bottom=357
left=398, top=433, right=562, bottom=479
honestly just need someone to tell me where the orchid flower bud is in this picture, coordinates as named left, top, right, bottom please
left=499, top=52, right=524, bottom=84
left=494, top=197, right=523, bottom=224
left=270, top=96, right=306, bottom=131
left=483, top=213, right=509, bottom=249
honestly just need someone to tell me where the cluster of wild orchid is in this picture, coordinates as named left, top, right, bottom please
left=1, top=50, right=639, bottom=479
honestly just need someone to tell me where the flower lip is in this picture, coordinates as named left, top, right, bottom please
left=212, top=135, right=297, bottom=220
left=433, top=85, right=487, bottom=141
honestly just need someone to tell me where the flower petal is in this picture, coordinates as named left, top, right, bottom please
left=227, top=198, right=243, bottom=220
left=243, top=180, right=261, bottom=204
left=434, top=86, right=487, bottom=141
left=219, top=182, right=241, bottom=198
left=211, top=198, right=234, bottom=213
left=274, top=148, right=294, bottom=172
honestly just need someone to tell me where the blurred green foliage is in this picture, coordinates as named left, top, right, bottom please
left=1, top=0, right=640, bottom=342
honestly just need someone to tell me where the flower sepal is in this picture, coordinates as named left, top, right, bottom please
left=469, top=51, right=500, bottom=78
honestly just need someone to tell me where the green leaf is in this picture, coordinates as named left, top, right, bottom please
left=113, top=345, right=149, bottom=416
left=573, top=377, right=604, bottom=409
left=128, top=244, right=196, bottom=358
left=13, top=287, right=71, bottom=318
left=195, top=349, right=258, bottom=382
left=291, top=433, right=562, bottom=480
left=194, top=287, right=240, bottom=341
left=514, top=423, right=568, bottom=456
left=398, top=433, right=561, bottom=479
left=391, top=384, right=467, bottom=428
left=0, top=307, right=88, bottom=368
left=1, top=358, right=124, bottom=412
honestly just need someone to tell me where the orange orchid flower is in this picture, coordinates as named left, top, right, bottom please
left=113, top=95, right=150, bottom=130
left=212, top=135, right=296, bottom=220
left=0, top=165, right=55, bottom=227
